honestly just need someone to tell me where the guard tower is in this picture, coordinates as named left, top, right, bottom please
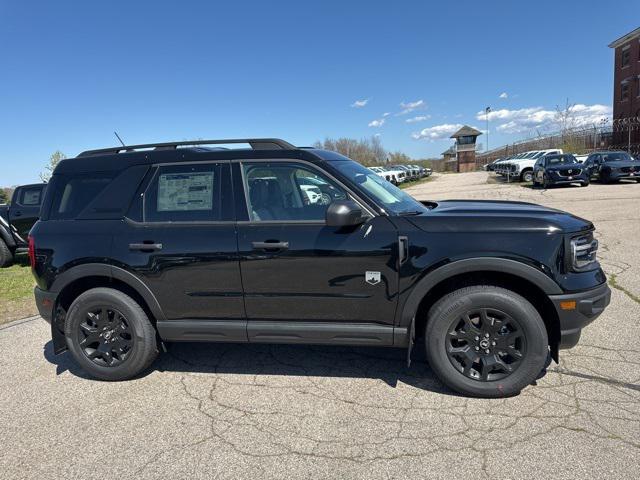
left=450, top=125, right=482, bottom=173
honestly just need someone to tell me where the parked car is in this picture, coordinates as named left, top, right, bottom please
left=582, top=151, right=640, bottom=183
left=0, top=183, right=46, bottom=267
left=368, top=166, right=406, bottom=185
left=533, top=154, right=590, bottom=188
left=498, top=149, right=564, bottom=182
left=31, top=137, right=610, bottom=398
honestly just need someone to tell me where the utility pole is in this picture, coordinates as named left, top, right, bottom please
left=485, top=106, right=491, bottom=152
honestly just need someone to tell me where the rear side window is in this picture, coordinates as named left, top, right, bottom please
left=19, top=186, right=44, bottom=206
left=50, top=173, right=115, bottom=220
left=144, top=164, right=221, bottom=222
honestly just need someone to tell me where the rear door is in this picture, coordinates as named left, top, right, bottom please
left=114, top=161, right=246, bottom=342
left=234, top=160, right=400, bottom=345
left=10, top=184, right=45, bottom=241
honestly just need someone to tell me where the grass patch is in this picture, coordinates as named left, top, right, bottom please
left=609, top=274, right=640, bottom=306
left=400, top=176, right=434, bottom=189
left=0, top=262, right=37, bottom=324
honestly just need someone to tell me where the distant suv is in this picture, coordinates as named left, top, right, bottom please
left=582, top=151, right=640, bottom=183
left=0, top=183, right=46, bottom=267
left=31, top=138, right=610, bottom=398
left=533, top=154, right=590, bottom=188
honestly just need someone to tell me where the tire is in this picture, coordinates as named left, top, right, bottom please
left=65, top=287, right=158, bottom=381
left=581, top=180, right=590, bottom=187
left=542, top=174, right=550, bottom=189
left=521, top=170, right=534, bottom=183
left=0, top=238, right=13, bottom=267
left=425, top=285, right=548, bottom=398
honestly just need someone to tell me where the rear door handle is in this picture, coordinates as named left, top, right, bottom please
left=129, top=242, right=163, bottom=251
left=13, top=211, right=22, bottom=217
left=252, top=241, right=289, bottom=251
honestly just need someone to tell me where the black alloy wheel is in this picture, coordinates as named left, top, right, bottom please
left=78, top=307, right=134, bottom=367
left=445, top=308, right=525, bottom=382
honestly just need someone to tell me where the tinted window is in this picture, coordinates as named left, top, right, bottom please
left=601, top=152, right=632, bottom=162
left=19, top=186, right=43, bottom=206
left=50, top=173, right=115, bottom=220
left=144, top=164, right=221, bottom=222
left=243, top=163, right=347, bottom=221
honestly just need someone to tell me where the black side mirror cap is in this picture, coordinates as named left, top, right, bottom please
left=326, top=200, right=364, bottom=227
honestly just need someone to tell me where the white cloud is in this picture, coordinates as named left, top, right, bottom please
left=499, top=92, right=508, bottom=99
left=350, top=98, right=369, bottom=108
left=398, top=99, right=425, bottom=115
left=374, top=133, right=382, bottom=137
left=406, top=115, right=430, bottom=123
left=412, top=123, right=463, bottom=141
left=382, top=112, right=391, bottom=117
left=476, top=104, right=612, bottom=134
left=368, top=118, right=385, bottom=128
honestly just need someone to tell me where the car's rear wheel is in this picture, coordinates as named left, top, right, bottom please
left=425, top=285, right=548, bottom=398
left=0, top=239, right=13, bottom=267
left=65, top=287, right=158, bottom=381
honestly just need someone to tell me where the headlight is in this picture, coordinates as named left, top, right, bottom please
left=569, top=233, right=599, bottom=271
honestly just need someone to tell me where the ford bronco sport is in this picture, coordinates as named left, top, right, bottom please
left=30, top=138, right=610, bottom=397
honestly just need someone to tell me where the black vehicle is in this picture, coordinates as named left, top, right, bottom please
left=30, top=138, right=610, bottom=398
left=532, top=154, right=590, bottom=188
left=0, top=183, right=46, bottom=267
left=582, top=151, right=640, bottom=183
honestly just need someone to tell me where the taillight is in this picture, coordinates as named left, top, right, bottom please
left=28, top=235, right=36, bottom=268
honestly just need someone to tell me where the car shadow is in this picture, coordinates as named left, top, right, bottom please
left=43, top=340, right=550, bottom=396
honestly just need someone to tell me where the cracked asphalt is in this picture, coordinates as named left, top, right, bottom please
left=1, top=171, right=639, bottom=479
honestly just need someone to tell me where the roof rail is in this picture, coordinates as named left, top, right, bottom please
left=77, top=138, right=296, bottom=157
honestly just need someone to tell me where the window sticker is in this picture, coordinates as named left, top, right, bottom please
left=157, top=172, right=214, bottom=211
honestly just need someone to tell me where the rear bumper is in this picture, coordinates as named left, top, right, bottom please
left=34, top=286, right=56, bottom=324
left=549, top=282, right=611, bottom=349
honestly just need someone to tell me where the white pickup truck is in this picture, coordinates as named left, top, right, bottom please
left=497, top=149, right=564, bottom=182
left=368, top=166, right=406, bottom=185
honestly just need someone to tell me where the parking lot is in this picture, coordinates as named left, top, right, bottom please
left=0, top=171, right=638, bottom=479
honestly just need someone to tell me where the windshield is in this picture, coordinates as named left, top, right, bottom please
left=332, top=160, right=428, bottom=215
left=546, top=154, right=576, bottom=166
left=602, top=152, right=632, bottom=162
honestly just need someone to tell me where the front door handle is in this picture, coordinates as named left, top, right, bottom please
left=252, top=241, right=289, bottom=251
left=129, top=242, right=163, bottom=252
left=13, top=211, right=22, bottom=217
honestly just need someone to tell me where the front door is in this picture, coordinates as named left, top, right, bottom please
left=235, top=161, right=399, bottom=344
left=114, top=161, right=246, bottom=342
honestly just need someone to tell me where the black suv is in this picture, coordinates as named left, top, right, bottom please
left=532, top=154, right=590, bottom=188
left=583, top=151, right=640, bottom=183
left=30, top=138, right=610, bottom=398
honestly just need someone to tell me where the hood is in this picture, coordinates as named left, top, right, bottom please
left=604, top=159, right=640, bottom=169
left=411, top=199, right=593, bottom=234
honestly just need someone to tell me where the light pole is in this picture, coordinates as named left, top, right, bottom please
left=485, top=106, right=491, bottom=152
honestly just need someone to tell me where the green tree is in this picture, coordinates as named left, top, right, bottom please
left=0, top=188, right=8, bottom=204
left=40, top=150, right=67, bottom=182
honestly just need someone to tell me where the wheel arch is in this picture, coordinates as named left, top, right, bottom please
left=401, top=258, right=562, bottom=360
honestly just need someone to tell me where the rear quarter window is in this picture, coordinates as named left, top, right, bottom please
left=50, top=173, right=115, bottom=220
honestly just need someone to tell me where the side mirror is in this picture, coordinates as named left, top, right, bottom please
left=326, top=200, right=364, bottom=227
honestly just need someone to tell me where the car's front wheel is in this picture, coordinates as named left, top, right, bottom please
left=65, top=288, right=158, bottom=381
left=520, top=170, right=534, bottom=183
left=425, top=285, right=548, bottom=398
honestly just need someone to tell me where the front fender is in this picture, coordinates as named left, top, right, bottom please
left=399, top=257, right=562, bottom=328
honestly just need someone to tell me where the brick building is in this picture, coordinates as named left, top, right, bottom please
left=609, top=27, right=640, bottom=149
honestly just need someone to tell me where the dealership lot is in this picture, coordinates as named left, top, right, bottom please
left=0, top=171, right=638, bottom=479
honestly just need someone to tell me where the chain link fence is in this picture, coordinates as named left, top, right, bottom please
left=475, top=116, right=640, bottom=169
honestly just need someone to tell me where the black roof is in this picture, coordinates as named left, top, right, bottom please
left=56, top=138, right=350, bottom=175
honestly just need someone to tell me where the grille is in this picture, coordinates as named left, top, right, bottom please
left=557, top=168, right=582, bottom=177
left=621, top=166, right=639, bottom=173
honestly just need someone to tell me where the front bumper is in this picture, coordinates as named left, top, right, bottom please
left=34, top=286, right=56, bottom=324
left=549, top=282, right=611, bottom=349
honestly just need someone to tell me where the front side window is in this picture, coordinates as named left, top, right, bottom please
left=242, top=163, right=347, bottom=221
left=331, top=160, right=429, bottom=215
left=144, top=164, right=220, bottom=222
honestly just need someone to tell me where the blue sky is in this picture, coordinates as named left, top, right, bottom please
left=0, top=0, right=637, bottom=185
